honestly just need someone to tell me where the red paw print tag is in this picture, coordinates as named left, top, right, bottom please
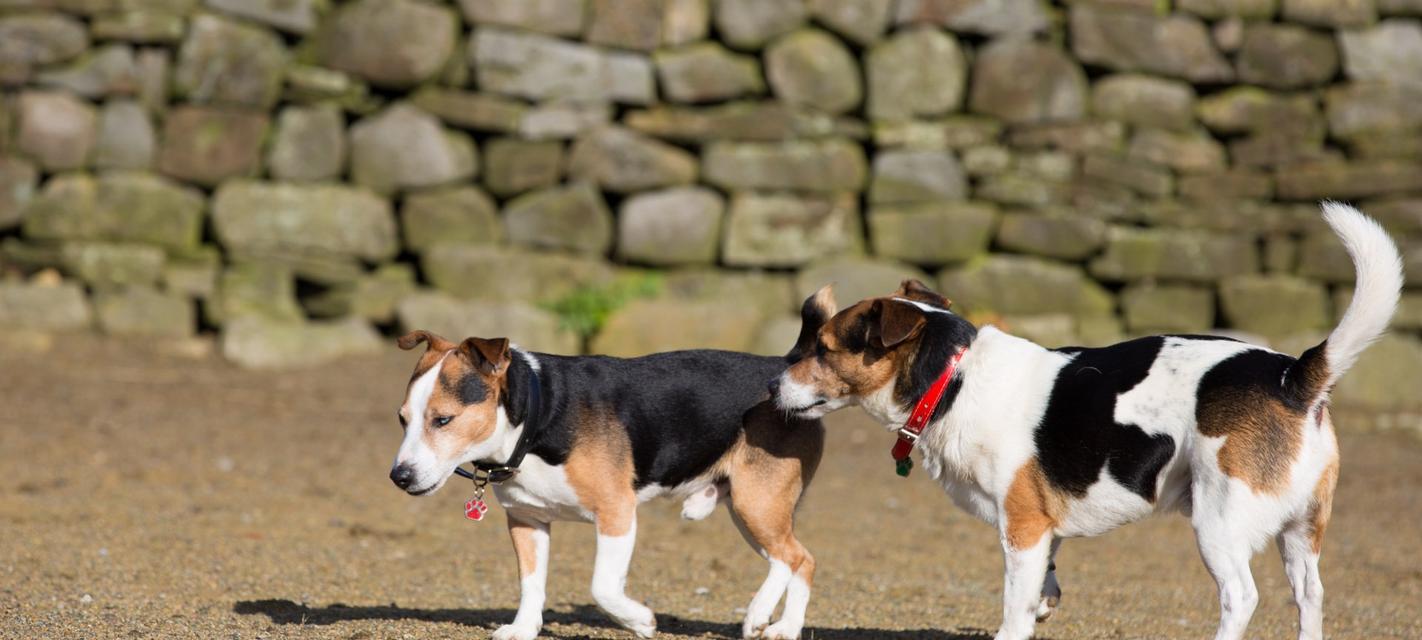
left=464, top=498, right=489, bottom=522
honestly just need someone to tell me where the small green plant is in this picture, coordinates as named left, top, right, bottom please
left=543, top=272, right=663, bottom=340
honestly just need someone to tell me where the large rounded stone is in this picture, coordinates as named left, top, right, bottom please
left=1334, top=334, right=1422, bottom=413
left=868, top=201, right=996, bottom=266
left=1236, top=23, right=1339, bottom=89
left=421, top=245, right=616, bottom=302
left=349, top=104, right=477, bottom=195
left=458, top=0, right=586, bottom=37
left=397, top=292, right=580, bottom=355
left=212, top=181, right=397, bottom=261
left=1325, top=82, right=1422, bottom=140
left=34, top=44, right=139, bottom=99
left=869, top=149, right=967, bottom=204
left=939, top=255, right=1116, bottom=320
left=894, top=0, right=1050, bottom=36
left=867, top=28, right=966, bottom=120
left=157, top=106, right=268, bottom=187
left=1089, top=227, right=1259, bottom=282
left=207, top=262, right=303, bottom=325
left=174, top=14, right=287, bottom=108
left=94, top=286, right=194, bottom=338
left=1091, top=74, right=1198, bottom=132
left=401, top=186, right=501, bottom=253
left=1219, top=274, right=1330, bottom=340
left=971, top=39, right=1087, bottom=125
left=221, top=317, right=381, bottom=370
left=16, top=90, right=95, bottom=172
left=206, top=0, right=318, bottom=35
left=722, top=192, right=860, bottom=267
left=93, top=100, right=156, bottom=171
left=587, top=0, right=666, bottom=50
left=316, top=0, right=457, bottom=89
left=470, top=27, right=654, bottom=105
left=1070, top=4, right=1234, bottom=83
left=567, top=126, right=697, bottom=193
left=22, top=172, right=205, bottom=251
left=0, top=13, right=89, bottom=84
left=1283, top=0, right=1378, bottom=27
left=0, top=157, right=38, bottom=230
left=703, top=139, right=867, bottom=192
left=765, top=29, right=862, bottom=115
left=1120, top=284, right=1216, bottom=333
left=996, top=210, right=1107, bottom=261
left=60, top=242, right=166, bottom=288
left=617, top=186, right=724, bottom=266
left=0, top=280, right=91, bottom=331
left=809, top=0, right=893, bottom=45
left=484, top=138, right=564, bottom=197
left=654, top=42, right=765, bottom=104
left=1127, top=128, right=1227, bottom=174
left=268, top=104, right=345, bottom=183
left=591, top=298, right=763, bottom=356
left=1338, top=19, right=1422, bottom=84
left=713, top=0, right=806, bottom=49
left=503, top=183, right=613, bottom=255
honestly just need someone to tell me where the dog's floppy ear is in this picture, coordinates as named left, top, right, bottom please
left=397, top=329, right=453, bottom=352
left=787, top=284, right=837, bottom=362
left=893, top=279, right=951, bottom=309
left=459, top=337, right=510, bottom=375
left=872, top=298, right=927, bottom=348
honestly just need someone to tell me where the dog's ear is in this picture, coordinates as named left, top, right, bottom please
left=459, top=337, right=510, bottom=375
left=893, top=279, right=952, bottom=309
left=788, top=285, right=837, bottom=362
left=872, top=298, right=927, bottom=349
left=397, top=329, right=453, bottom=352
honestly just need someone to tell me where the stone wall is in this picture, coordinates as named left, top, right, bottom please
left=0, top=0, right=1420, bottom=418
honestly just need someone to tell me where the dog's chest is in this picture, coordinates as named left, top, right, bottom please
left=492, top=456, right=591, bottom=523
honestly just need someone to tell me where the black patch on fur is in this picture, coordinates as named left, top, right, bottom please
left=787, top=294, right=831, bottom=364
left=1035, top=337, right=1178, bottom=501
left=894, top=309, right=978, bottom=424
left=447, top=373, right=488, bottom=406
left=512, top=350, right=799, bottom=489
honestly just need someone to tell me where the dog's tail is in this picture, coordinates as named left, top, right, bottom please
left=1286, top=202, right=1403, bottom=406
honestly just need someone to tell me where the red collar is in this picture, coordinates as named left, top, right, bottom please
left=891, top=349, right=965, bottom=477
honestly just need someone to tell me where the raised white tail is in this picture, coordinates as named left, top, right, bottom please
left=1316, top=201, right=1404, bottom=389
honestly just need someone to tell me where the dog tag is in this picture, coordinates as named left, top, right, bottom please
left=896, top=457, right=913, bottom=478
left=464, top=498, right=489, bottom=521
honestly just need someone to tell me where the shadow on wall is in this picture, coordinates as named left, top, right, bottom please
left=232, top=598, right=1001, bottom=639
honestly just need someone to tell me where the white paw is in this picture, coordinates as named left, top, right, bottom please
left=742, top=616, right=769, bottom=639
left=681, top=485, right=719, bottom=521
left=492, top=622, right=540, bottom=640
left=761, top=619, right=802, bottom=640
left=613, top=604, right=656, bottom=638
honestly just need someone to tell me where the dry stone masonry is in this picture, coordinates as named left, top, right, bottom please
left=0, top=0, right=1420, bottom=426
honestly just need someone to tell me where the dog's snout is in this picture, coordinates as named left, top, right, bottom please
left=389, top=464, right=415, bottom=490
left=767, top=377, right=781, bottom=399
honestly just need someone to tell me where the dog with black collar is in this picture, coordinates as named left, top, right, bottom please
left=390, top=335, right=824, bottom=640
left=771, top=203, right=1402, bottom=640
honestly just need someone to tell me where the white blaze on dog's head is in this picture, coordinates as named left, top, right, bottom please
left=390, top=330, right=515, bottom=496
left=774, top=280, right=961, bottom=421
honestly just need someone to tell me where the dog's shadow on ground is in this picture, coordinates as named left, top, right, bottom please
left=234, top=599, right=995, bottom=639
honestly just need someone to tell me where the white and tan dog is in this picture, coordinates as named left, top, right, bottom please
left=771, top=203, right=1402, bottom=640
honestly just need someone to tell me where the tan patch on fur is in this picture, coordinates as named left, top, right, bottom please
left=420, top=352, right=503, bottom=461
left=724, top=403, right=824, bottom=582
left=1197, top=389, right=1307, bottom=495
left=507, top=515, right=541, bottom=577
left=1003, top=459, right=1067, bottom=551
left=563, top=411, right=638, bottom=537
left=1308, top=456, right=1339, bottom=554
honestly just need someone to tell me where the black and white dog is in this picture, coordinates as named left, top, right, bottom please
left=390, top=337, right=823, bottom=640
left=772, top=203, right=1402, bottom=640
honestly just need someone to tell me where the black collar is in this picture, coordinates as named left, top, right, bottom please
left=453, top=366, right=542, bottom=486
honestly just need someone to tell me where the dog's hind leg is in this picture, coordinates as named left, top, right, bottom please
left=1036, top=537, right=1063, bottom=623
left=495, top=515, right=550, bottom=640
left=1278, top=458, right=1336, bottom=640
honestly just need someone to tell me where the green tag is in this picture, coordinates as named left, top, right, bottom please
left=896, top=457, right=913, bottom=477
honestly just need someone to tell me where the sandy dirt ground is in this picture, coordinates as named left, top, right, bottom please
left=2, top=336, right=1421, bottom=640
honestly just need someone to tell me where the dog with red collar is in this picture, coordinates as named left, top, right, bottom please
left=770, top=203, right=1401, bottom=640
left=390, top=335, right=823, bottom=640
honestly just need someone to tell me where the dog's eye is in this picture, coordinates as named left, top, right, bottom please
left=432, top=415, right=453, bottom=428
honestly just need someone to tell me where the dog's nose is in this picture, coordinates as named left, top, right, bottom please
left=767, top=377, right=781, bottom=398
left=389, top=464, right=415, bottom=490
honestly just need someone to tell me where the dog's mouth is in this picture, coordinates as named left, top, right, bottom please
left=783, top=399, right=828, bottom=415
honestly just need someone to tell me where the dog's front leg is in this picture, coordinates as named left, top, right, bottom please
left=495, top=515, right=551, bottom=640
left=994, top=532, right=1053, bottom=640
left=591, top=506, right=656, bottom=638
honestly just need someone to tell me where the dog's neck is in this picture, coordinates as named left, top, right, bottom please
left=472, top=348, right=543, bottom=467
